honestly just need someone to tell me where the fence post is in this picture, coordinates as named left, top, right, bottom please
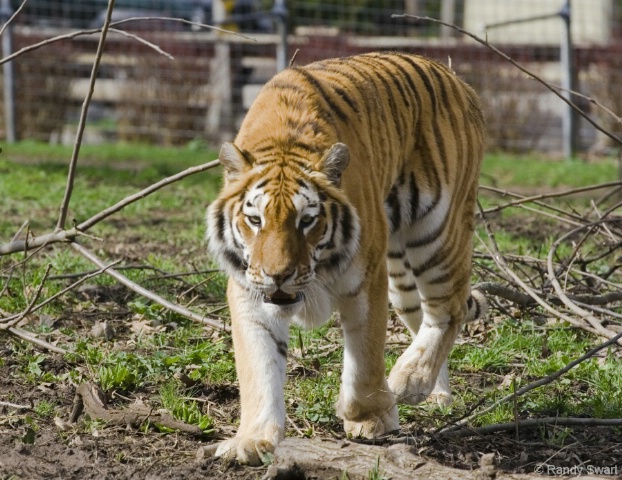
left=206, top=0, right=233, bottom=140
left=273, top=0, right=288, bottom=71
left=559, top=0, right=577, bottom=159
left=1, top=0, right=16, bottom=143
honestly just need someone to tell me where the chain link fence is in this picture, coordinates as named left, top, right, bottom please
left=1, top=0, right=621, bottom=154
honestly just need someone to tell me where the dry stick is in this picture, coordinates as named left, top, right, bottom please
left=0, top=264, right=68, bottom=354
left=77, top=159, right=220, bottom=232
left=547, top=219, right=622, bottom=339
left=438, top=416, right=622, bottom=439
left=108, top=28, right=173, bottom=60
left=56, top=0, right=116, bottom=232
left=7, top=327, right=67, bottom=354
left=518, top=203, right=582, bottom=228
left=0, top=0, right=28, bottom=38
left=477, top=251, right=622, bottom=291
left=480, top=181, right=622, bottom=216
left=438, top=328, right=622, bottom=434
left=109, top=16, right=256, bottom=39
left=392, top=14, right=622, bottom=147
left=476, top=201, right=619, bottom=338
left=543, top=80, right=622, bottom=125
left=0, top=264, right=52, bottom=330
left=0, top=260, right=121, bottom=324
left=575, top=300, right=622, bottom=321
left=0, top=401, right=31, bottom=410
left=0, top=18, right=253, bottom=67
left=0, top=159, right=220, bottom=256
left=70, top=242, right=228, bottom=332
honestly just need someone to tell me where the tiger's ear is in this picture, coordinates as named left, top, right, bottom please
left=219, top=142, right=253, bottom=181
left=319, top=143, right=350, bottom=185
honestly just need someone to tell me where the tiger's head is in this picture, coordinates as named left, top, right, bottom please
left=206, top=142, right=360, bottom=315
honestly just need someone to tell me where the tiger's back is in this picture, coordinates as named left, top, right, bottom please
left=206, top=52, right=486, bottom=464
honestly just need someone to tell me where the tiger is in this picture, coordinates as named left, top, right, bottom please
left=206, top=52, right=487, bottom=465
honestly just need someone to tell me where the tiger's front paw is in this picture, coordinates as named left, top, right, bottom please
left=343, top=406, right=400, bottom=438
left=215, top=436, right=276, bottom=466
left=388, top=359, right=436, bottom=406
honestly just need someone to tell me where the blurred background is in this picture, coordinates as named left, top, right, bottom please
left=0, top=0, right=620, bottom=157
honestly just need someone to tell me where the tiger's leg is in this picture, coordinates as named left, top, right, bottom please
left=387, top=193, right=478, bottom=405
left=336, top=265, right=399, bottom=438
left=387, top=241, right=453, bottom=406
left=215, top=280, right=289, bottom=465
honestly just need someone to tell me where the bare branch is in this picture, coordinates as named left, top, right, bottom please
left=7, top=326, right=67, bottom=354
left=480, top=181, right=622, bottom=216
left=0, top=160, right=220, bottom=256
left=547, top=219, right=622, bottom=338
left=70, top=242, right=229, bottom=332
left=0, top=260, right=120, bottom=324
left=0, top=17, right=254, bottom=68
left=438, top=328, right=622, bottom=434
left=0, top=0, right=28, bottom=38
left=108, top=28, right=174, bottom=60
left=437, top=416, right=622, bottom=439
left=56, top=0, right=117, bottom=232
left=0, top=264, right=52, bottom=330
left=392, top=14, right=622, bottom=147
left=77, top=159, right=220, bottom=232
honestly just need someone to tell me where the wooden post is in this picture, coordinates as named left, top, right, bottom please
left=206, top=0, right=233, bottom=140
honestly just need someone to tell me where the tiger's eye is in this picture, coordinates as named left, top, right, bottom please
left=247, top=215, right=261, bottom=226
left=300, top=215, right=315, bottom=228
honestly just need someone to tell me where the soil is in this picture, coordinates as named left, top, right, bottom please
left=3, top=308, right=622, bottom=479
left=2, top=212, right=622, bottom=479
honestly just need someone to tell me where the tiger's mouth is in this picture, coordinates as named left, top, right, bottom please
left=263, top=290, right=303, bottom=306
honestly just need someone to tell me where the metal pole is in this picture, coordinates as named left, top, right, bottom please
left=273, top=0, right=288, bottom=71
left=1, top=0, right=16, bottom=143
left=560, top=0, right=576, bottom=158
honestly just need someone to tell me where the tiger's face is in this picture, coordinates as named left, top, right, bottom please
left=235, top=168, right=328, bottom=306
left=207, top=142, right=360, bottom=313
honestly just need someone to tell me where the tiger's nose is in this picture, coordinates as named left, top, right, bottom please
left=264, top=267, right=295, bottom=287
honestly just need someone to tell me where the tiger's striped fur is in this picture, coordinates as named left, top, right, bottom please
left=206, top=52, right=486, bottom=464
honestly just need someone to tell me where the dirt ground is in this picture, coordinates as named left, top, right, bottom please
left=3, top=338, right=622, bottom=479
left=2, top=216, right=622, bottom=479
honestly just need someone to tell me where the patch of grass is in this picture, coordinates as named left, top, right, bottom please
left=159, top=380, right=214, bottom=433
left=33, top=400, right=57, bottom=418
left=1, top=144, right=620, bottom=466
left=481, top=154, right=618, bottom=189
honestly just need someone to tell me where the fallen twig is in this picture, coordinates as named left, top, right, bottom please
left=70, top=382, right=205, bottom=435
left=0, top=264, right=52, bottom=330
left=547, top=219, right=622, bottom=339
left=0, top=261, right=120, bottom=324
left=7, top=327, right=67, bottom=354
left=437, top=329, right=622, bottom=434
left=70, top=241, right=228, bottom=331
left=435, top=416, right=622, bottom=439
left=0, top=400, right=31, bottom=410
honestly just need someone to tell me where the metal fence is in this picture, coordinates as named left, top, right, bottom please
left=1, top=0, right=621, bottom=155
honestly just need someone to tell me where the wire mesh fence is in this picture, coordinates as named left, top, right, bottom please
left=1, top=0, right=621, bottom=154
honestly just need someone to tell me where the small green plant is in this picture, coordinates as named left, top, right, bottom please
left=367, top=457, right=387, bottom=480
left=98, top=363, right=139, bottom=392
left=33, top=400, right=57, bottom=418
left=159, top=381, right=214, bottom=433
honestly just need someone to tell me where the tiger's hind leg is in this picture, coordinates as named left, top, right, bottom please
left=387, top=203, right=487, bottom=405
left=387, top=238, right=453, bottom=406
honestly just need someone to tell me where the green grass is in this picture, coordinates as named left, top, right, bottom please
left=481, top=153, right=619, bottom=189
left=1, top=141, right=621, bottom=450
